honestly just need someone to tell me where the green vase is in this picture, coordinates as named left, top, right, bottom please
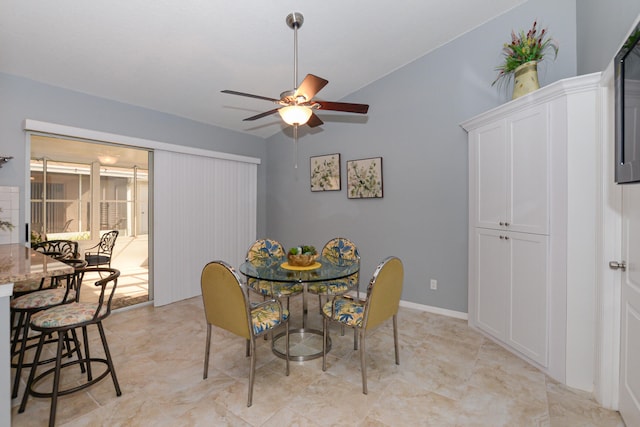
left=512, top=61, right=540, bottom=99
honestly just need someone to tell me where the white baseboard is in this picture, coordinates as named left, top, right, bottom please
left=335, top=291, right=468, bottom=320
left=399, top=300, right=468, bottom=320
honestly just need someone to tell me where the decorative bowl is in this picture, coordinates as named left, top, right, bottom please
left=287, top=253, right=318, bottom=267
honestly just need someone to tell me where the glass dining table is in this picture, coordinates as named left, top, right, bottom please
left=239, top=255, right=359, bottom=361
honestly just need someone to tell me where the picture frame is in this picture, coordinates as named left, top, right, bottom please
left=310, top=153, right=341, bottom=192
left=347, top=157, right=383, bottom=199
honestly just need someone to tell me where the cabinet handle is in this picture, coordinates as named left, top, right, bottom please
left=609, top=261, right=626, bottom=271
left=499, top=235, right=504, bottom=240
left=499, top=222, right=504, bottom=226
left=504, top=222, right=510, bottom=227
left=504, top=236, right=510, bottom=240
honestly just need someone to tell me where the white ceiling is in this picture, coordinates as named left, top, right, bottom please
left=1, top=0, right=525, bottom=139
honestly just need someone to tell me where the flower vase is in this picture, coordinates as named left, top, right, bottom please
left=512, top=61, right=540, bottom=99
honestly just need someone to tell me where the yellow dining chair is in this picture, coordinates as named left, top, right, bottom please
left=201, top=260, right=290, bottom=407
left=321, top=256, right=404, bottom=394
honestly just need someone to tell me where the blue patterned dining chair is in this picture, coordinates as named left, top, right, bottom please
left=245, top=238, right=303, bottom=309
left=321, top=256, right=404, bottom=394
left=201, top=260, right=289, bottom=407
left=308, top=237, right=360, bottom=346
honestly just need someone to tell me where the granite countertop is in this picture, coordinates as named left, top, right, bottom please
left=0, top=243, right=74, bottom=286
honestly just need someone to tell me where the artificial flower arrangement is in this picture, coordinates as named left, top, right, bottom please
left=492, top=20, right=559, bottom=88
left=287, top=245, right=318, bottom=266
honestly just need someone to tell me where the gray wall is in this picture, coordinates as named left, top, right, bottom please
left=6, top=0, right=638, bottom=313
left=265, top=0, right=577, bottom=313
left=0, top=72, right=268, bottom=243
left=577, top=0, right=640, bottom=75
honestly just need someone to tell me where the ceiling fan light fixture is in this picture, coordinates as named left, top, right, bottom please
left=278, top=105, right=312, bottom=125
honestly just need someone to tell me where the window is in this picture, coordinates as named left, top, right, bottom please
left=30, top=160, right=148, bottom=240
left=30, top=160, right=91, bottom=240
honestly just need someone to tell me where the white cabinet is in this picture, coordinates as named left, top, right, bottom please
left=462, top=73, right=601, bottom=390
left=472, top=104, right=549, bottom=235
left=470, top=104, right=550, bottom=368
left=473, top=201, right=549, bottom=367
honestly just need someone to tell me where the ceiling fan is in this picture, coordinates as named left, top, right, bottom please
left=221, top=12, right=370, bottom=130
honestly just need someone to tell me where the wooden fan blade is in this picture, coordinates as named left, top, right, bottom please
left=294, top=74, right=329, bottom=101
left=221, top=90, right=280, bottom=103
left=315, top=101, right=369, bottom=114
left=243, top=108, right=280, bottom=121
left=306, top=112, right=324, bottom=128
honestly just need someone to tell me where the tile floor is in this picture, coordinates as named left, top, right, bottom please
left=11, top=296, right=624, bottom=426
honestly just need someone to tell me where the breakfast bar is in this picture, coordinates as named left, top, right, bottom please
left=0, top=243, right=74, bottom=426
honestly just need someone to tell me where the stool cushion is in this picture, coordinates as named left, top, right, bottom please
left=248, top=279, right=303, bottom=297
left=11, top=289, right=76, bottom=310
left=31, top=302, right=106, bottom=328
left=322, top=297, right=365, bottom=327
left=251, top=302, right=289, bottom=335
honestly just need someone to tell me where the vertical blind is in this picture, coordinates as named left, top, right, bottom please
left=153, top=150, right=257, bottom=306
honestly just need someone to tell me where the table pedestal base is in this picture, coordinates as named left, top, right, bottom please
left=272, top=328, right=331, bottom=361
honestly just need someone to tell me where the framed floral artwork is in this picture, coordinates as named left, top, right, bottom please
left=347, top=157, right=383, bottom=199
left=310, top=153, right=341, bottom=191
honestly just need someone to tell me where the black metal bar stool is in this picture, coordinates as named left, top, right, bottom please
left=18, top=267, right=122, bottom=427
left=10, top=258, right=87, bottom=398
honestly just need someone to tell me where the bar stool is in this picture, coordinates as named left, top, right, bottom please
left=10, top=258, right=87, bottom=398
left=18, top=267, right=122, bottom=427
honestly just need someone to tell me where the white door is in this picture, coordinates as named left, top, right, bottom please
left=474, top=228, right=508, bottom=339
left=619, top=183, right=640, bottom=426
left=508, top=104, right=549, bottom=235
left=508, top=231, right=549, bottom=367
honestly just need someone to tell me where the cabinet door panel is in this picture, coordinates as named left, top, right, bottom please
left=473, top=121, right=508, bottom=229
left=475, top=228, right=508, bottom=339
left=508, top=232, right=549, bottom=366
left=509, top=105, right=549, bottom=234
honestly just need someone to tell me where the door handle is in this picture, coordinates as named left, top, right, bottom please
left=609, top=261, right=627, bottom=271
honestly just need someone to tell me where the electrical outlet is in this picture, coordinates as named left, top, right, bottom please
left=430, top=279, right=437, bottom=290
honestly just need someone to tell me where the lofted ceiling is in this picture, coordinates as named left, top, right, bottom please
left=1, top=1, right=525, bottom=139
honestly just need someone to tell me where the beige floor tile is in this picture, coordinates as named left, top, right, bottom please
left=10, top=297, right=624, bottom=426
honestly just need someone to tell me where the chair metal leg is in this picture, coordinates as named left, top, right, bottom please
left=10, top=311, right=25, bottom=358
left=204, top=324, right=211, bottom=379
left=48, top=332, right=66, bottom=427
left=11, top=311, right=31, bottom=398
left=360, top=330, right=367, bottom=395
left=393, top=314, right=400, bottom=365
left=69, top=329, right=86, bottom=373
left=353, top=327, right=358, bottom=350
left=285, top=321, right=290, bottom=376
left=97, top=321, right=121, bottom=396
left=82, top=325, right=93, bottom=381
left=322, top=317, right=328, bottom=372
left=247, top=338, right=256, bottom=407
left=18, top=332, right=45, bottom=413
